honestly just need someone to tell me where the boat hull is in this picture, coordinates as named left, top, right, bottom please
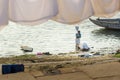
left=89, top=18, right=120, bottom=29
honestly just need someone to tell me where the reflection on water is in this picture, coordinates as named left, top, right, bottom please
left=93, top=29, right=120, bottom=39
left=90, top=28, right=120, bottom=53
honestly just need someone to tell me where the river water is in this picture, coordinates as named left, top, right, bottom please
left=0, top=15, right=120, bottom=57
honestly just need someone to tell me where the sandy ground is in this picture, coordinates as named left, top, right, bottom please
left=1, top=61, right=120, bottom=80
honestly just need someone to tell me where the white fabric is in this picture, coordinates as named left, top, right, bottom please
left=80, top=42, right=89, bottom=50
left=0, top=0, right=120, bottom=26
left=0, top=0, right=8, bottom=26
left=9, top=0, right=58, bottom=25
left=76, top=38, right=80, bottom=44
left=75, top=26, right=79, bottom=31
left=91, top=0, right=120, bottom=17
left=54, top=0, right=93, bottom=24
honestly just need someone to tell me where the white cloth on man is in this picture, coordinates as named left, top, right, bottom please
left=75, top=32, right=81, bottom=45
left=75, top=38, right=80, bottom=45
left=75, top=26, right=79, bottom=31
left=80, top=42, right=90, bottom=50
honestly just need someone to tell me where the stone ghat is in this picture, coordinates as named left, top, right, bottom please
left=1, top=60, right=120, bottom=80
left=0, top=54, right=120, bottom=79
left=23, top=57, right=120, bottom=76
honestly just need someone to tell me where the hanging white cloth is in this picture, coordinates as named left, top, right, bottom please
left=91, top=0, right=120, bottom=17
left=0, top=0, right=8, bottom=26
left=0, top=0, right=120, bottom=26
left=9, top=0, right=58, bottom=25
left=53, top=0, right=94, bottom=24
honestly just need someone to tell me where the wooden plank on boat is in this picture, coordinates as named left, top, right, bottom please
left=89, top=18, right=120, bottom=29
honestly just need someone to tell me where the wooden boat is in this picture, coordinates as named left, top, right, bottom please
left=89, top=18, right=120, bottom=29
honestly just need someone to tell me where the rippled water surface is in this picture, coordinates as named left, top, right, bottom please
left=0, top=16, right=120, bottom=57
